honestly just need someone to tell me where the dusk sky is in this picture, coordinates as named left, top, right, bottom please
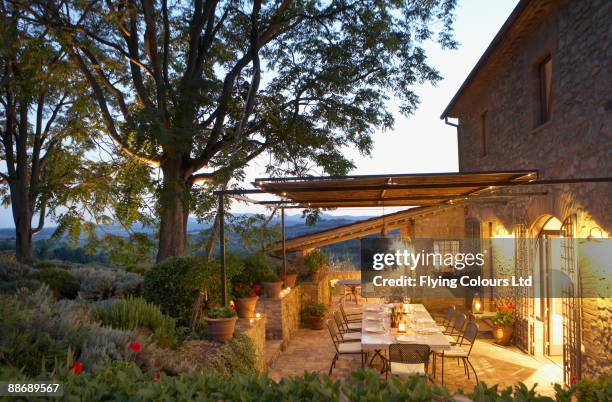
left=0, top=0, right=519, bottom=228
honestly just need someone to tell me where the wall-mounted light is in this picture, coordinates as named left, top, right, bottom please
left=587, top=227, right=604, bottom=242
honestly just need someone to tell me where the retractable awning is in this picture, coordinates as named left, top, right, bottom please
left=253, top=170, right=538, bottom=208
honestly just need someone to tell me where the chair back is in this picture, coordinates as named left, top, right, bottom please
left=460, top=321, right=479, bottom=355
left=339, top=303, right=351, bottom=324
left=389, top=344, right=431, bottom=371
left=442, top=305, right=456, bottom=328
left=333, top=310, right=348, bottom=333
left=325, top=319, right=341, bottom=352
left=452, top=312, right=467, bottom=333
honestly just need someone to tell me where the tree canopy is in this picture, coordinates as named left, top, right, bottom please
left=16, top=0, right=457, bottom=261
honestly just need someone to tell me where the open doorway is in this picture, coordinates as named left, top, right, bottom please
left=533, top=216, right=564, bottom=362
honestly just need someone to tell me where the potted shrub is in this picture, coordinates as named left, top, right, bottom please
left=261, top=271, right=283, bottom=298
left=280, top=267, right=298, bottom=289
left=303, top=302, right=327, bottom=330
left=233, top=283, right=262, bottom=318
left=492, top=303, right=516, bottom=346
left=303, top=250, right=329, bottom=281
left=204, top=305, right=237, bottom=341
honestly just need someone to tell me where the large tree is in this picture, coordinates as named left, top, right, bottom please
left=21, top=0, right=457, bottom=261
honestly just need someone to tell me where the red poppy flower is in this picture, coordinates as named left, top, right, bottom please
left=250, top=290, right=257, bottom=297
left=129, top=340, right=142, bottom=353
left=70, top=361, right=84, bottom=375
left=153, top=372, right=161, bottom=382
left=570, top=375, right=577, bottom=384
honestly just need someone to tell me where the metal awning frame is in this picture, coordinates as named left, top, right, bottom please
left=213, top=172, right=612, bottom=305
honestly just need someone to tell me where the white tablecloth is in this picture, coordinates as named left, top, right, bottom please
left=360, top=303, right=451, bottom=351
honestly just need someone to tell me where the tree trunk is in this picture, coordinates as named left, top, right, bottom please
left=10, top=183, right=34, bottom=265
left=156, top=157, right=191, bottom=262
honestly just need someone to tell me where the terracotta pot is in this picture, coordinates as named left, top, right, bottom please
left=263, top=281, right=283, bottom=298
left=282, top=273, right=298, bottom=288
left=493, top=324, right=513, bottom=346
left=304, top=315, right=325, bottom=330
left=204, top=316, right=237, bottom=341
left=234, top=296, right=258, bottom=318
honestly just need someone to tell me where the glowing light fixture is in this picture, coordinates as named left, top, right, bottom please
left=472, top=293, right=482, bottom=314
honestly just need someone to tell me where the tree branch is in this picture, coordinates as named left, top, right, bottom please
left=31, top=199, right=46, bottom=236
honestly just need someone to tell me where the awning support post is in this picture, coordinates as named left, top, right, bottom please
left=282, top=207, right=287, bottom=278
left=219, top=193, right=227, bottom=306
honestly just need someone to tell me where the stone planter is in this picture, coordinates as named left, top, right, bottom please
left=235, top=296, right=258, bottom=319
left=204, top=316, right=237, bottom=341
left=282, top=273, right=298, bottom=289
left=493, top=324, right=513, bottom=346
left=304, top=315, right=325, bottom=330
left=263, top=281, right=283, bottom=298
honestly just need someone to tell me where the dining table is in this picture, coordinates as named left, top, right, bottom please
left=360, top=303, right=451, bottom=370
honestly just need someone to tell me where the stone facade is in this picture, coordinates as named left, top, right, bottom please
left=438, top=0, right=611, bottom=381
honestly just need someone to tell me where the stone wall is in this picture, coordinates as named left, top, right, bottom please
left=235, top=316, right=267, bottom=372
left=255, top=287, right=301, bottom=348
left=446, top=0, right=611, bottom=380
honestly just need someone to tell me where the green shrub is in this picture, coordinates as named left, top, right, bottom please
left=143, top=256, right=242, bottom=325
left=233, top=252, right=269, bottom=285
left=0, top=278, right=42, bottom=294
left=11, top=364, right=605, bottom=402
left=206, top=306, right=236, bottom=319
left=205, top=334, right=258, bottom=378
left=92, top=297, right=177, bottom=347
left=32, top=268, right=81, bottom=299
left=574, top=375, right=612, bottom=402
left=78, top=325, right=136, bottom=370
left=73, top=266, right=143, bottom=300
left=34, top=259, right=73, bottom=270
left=304, top=302, right=327, bottom=317
left=0, top=260, right=31, bottom=281
left=304, top=250, right=329, bottom=273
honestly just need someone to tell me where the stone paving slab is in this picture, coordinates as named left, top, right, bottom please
left=267, top=301, right=562, bottom=396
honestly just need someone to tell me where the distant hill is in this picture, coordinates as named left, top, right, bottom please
left=0, top=213, right=374, bottom=240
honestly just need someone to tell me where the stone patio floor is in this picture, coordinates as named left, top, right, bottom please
left=267, top=302, right=563, bottom=396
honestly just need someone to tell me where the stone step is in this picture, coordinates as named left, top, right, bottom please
left=265, top=340, right=283, bottom=370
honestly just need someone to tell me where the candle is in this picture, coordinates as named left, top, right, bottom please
left=255, top=313, right=261, bottom=319
left=398, top=322, right=406, bottom=333
left=249, top=318, right=254, bottom=325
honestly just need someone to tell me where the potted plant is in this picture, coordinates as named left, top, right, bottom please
left=261, top=270, right=283, bottom=298
left=233, top=283, right=262, bottom=318
left=280, top=267, right=298, bottom=289
left=491, top=303, right=516, bottom=346
left=303, top=250, right=329, bottom=281
left=204, top=305, right=237, bottom=341
left=303, top=302, right=327, bottom=330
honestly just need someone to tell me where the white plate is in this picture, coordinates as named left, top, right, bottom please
left=417, top=328, right=438, bottom=335
left=365, top=326, right=385, bottom=333
left=397, top=335, right=416, bottom=343
left=364, top=306, right=381, bottom=312
left=365, top=316, right=382, bottom=321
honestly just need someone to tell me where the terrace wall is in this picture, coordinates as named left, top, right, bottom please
left=235, top=316, right=267, bottom=372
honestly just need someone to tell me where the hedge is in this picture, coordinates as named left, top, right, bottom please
left=0, top=363, right=609, bottom=402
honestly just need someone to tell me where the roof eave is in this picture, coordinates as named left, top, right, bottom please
left=440, top=0, right=531, bottom=119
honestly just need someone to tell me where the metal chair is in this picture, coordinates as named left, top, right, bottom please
left=338, top=305, right=362, bottom=331
left=433, top=321, right=479, bottom=386
left=325, top=319, right=365, bottom=375
left=444, top=312, right=466, bottom=345
left=438, top=305, right=456, bottom=332
left=386, top=344, right=431, bottom=380
left=332, top=311, right=361, bottom=342
left=339, top=303, right=361, bottom=323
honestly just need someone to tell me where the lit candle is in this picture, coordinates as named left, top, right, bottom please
left=256, top=313, right=261, bottom=319
left=249, top=318, right=254, bottom=325
left=286, top=287, right=291, bottom=292
left=398, top=322, right=406, bottom=333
